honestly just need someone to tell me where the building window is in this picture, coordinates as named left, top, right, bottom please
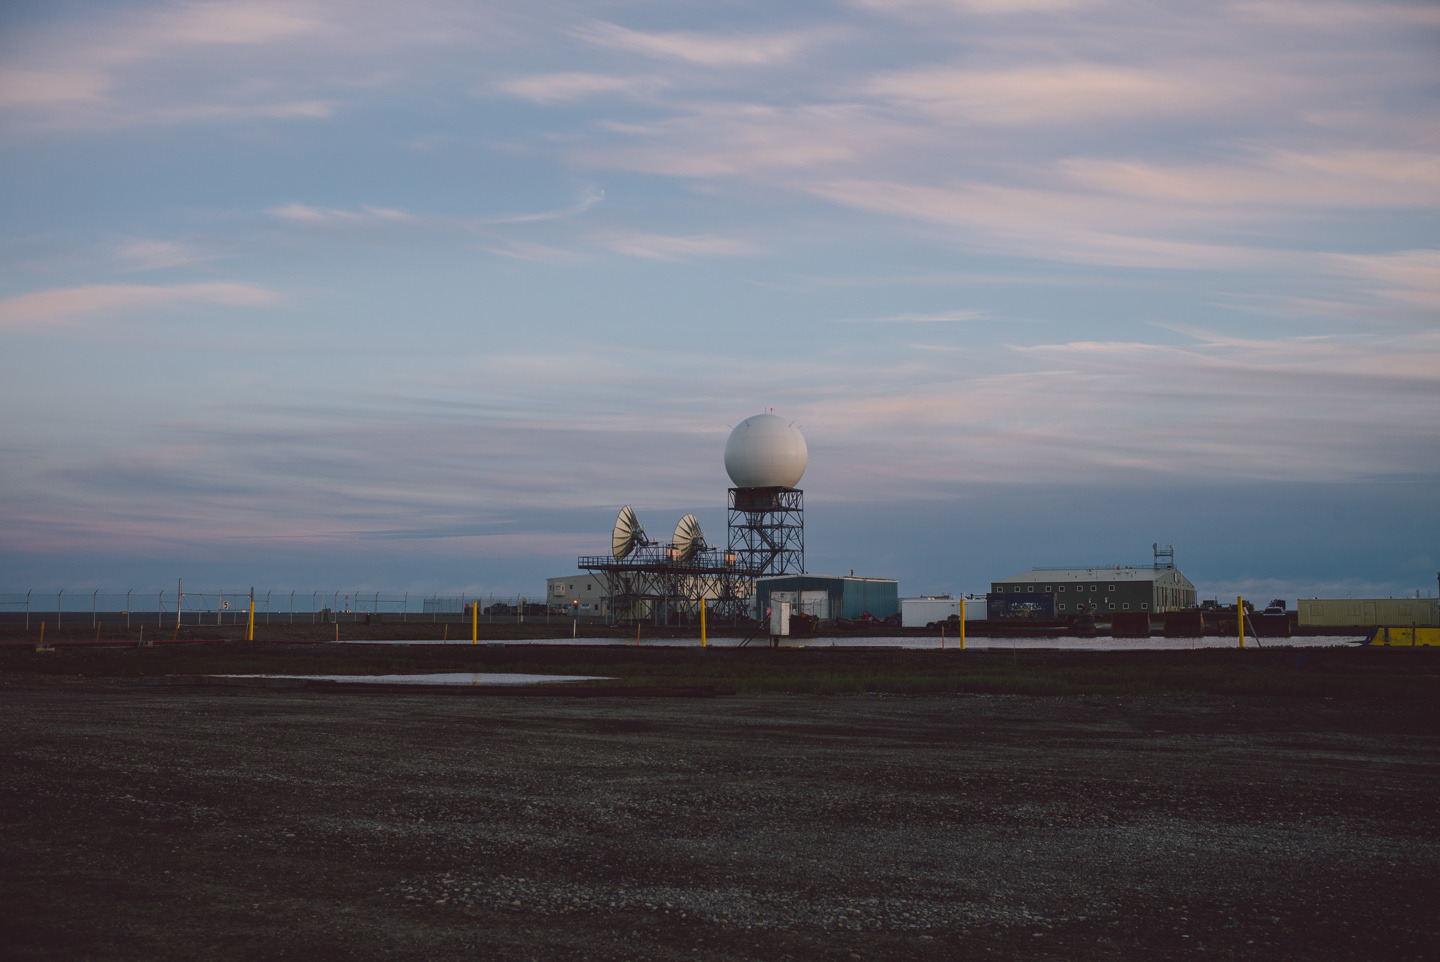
left=1108, top=603, right=1116, bottom=610
left=1058, top=604, right=1066, bottom=611
left=1044, top=586, right=1052, bottom=592
left=1014, top=586, right=1022, bottom=593
left=1090, top=585, right=1097, bottom=592
left=1058, top=585, right=1066, bottom=592
left=1027, top=585, right=1035, bottom=592
left=1123, top=603, right=1130, bottom=610
left=1109, top=585, right=1116, bottom=591
left=1141, top=603, right=1148, bottom=610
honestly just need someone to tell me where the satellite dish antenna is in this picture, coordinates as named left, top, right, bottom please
left=612, top=505, right=652, bottom=561
left=672, top=514, right=706, bottom=563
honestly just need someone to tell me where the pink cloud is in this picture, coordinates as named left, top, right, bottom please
left=490, top=72, right=667, bottom=104
left=0, top=282, right=279, bottom=330
left=589, top=231, right=760, bottom=261
left=575, top=21, right=823, bottom=67
left=0, top=68, right=110, bottom=108
left=864, top=64, right=1222, bottom=125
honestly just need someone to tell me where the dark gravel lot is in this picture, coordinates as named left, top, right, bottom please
left=2, top=677, right=1436, bottom=961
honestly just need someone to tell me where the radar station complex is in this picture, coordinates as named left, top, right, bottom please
left=543, top=413, right=1255, bottom=632
left=563, top=413, right=837, bottom=625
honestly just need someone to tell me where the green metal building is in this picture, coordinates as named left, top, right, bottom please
left=990, top=564, right=1196, bottom=617
left=753, top=575, right=899, bottom=623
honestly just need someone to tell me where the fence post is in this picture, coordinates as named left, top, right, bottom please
left=126, top=589, right=132, bottom=629
left=26, top=589, right=31, bottom=631
left=58, top=588, right=63, bottom=629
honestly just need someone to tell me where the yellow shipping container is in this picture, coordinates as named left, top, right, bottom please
left=1366, top=626, right=1440, bottom=646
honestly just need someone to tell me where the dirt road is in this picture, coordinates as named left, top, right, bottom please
left=2, top=678, right=1436, bottom=961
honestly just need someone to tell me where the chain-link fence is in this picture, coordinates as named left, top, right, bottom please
left=0, top=589, right=545, bottom=628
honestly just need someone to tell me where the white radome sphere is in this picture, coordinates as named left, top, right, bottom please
left=724, top=414, right=807, bottom=489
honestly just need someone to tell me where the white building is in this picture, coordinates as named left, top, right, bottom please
left=545, top=574, right=608, bottom=616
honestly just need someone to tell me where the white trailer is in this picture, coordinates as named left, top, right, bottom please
left=901, top=596, right=981, bottom=628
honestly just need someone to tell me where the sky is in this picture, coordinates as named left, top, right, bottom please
left=2, top=0, right=1437, bottom=605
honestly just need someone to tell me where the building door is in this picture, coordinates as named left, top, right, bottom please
left=799, top=590, right=830, bottom=620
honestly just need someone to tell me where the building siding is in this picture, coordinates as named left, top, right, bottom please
left=991, top=567, right=1196, bottom=615
left=754, top=576, right=899, bottom=622
left=1298, top=598, right=1438, bottom=627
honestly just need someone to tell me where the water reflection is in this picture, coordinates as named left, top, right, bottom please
left=335, top=636, right=1361, bottom=650
left=217, top=672, right=609, bottom=685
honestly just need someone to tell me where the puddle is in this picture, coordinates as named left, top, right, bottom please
left=214, top=672, right=609, bottom=686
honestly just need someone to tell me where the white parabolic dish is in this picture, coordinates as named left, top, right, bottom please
left=724, top=414, right=807, bottom=488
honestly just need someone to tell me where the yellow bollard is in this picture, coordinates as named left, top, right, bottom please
left=960, top=598, right=966, bottom=650
left=247, top=599, right=255, bottom=642
left=472, top=601, right=478, bottom=644
left=1237, top=596, right=1245, bottom=649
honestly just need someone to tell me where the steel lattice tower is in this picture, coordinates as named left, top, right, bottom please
left=727, top=486, right=804, bottom=577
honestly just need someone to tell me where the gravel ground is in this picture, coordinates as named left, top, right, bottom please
left=2, top=678, right=1437, bottom=961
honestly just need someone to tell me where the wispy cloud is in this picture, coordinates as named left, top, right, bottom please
left=489, top=72, right=667, bottom=105
left=145, top=0, right=322, bottom=46
left=0, top=0, right=494, bottom=129
left=266, top=203, right=425, bottom=227
left=486, top=188, right=605, bottom=224
left=576, top=103, right=923, bottom=177
left=266, top=190, right=603, bottom=232
left=574, top=21, right=824, bottom=67
left=589, top=231, right=759, bottom=260
left=0, top=68, right=111, bottom=108
left=112, top=237, right=215, bottom=271
left=1059, top=149, right=1440, bottom=209
left=1329, top=249, right=1440, bottom=309
left=863, top=63, right=1240, bottom=125
left=852, top=0, right=1080, bottom=14
left=804, top=178, right=1293, bottom=269
left=476, top=240, right=587, bottom=263
left=833, top=309, right=986, bottom=323
left=0, top=282, right=279, bottom=330
left=1235, top=0, right=1440, bottom=29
